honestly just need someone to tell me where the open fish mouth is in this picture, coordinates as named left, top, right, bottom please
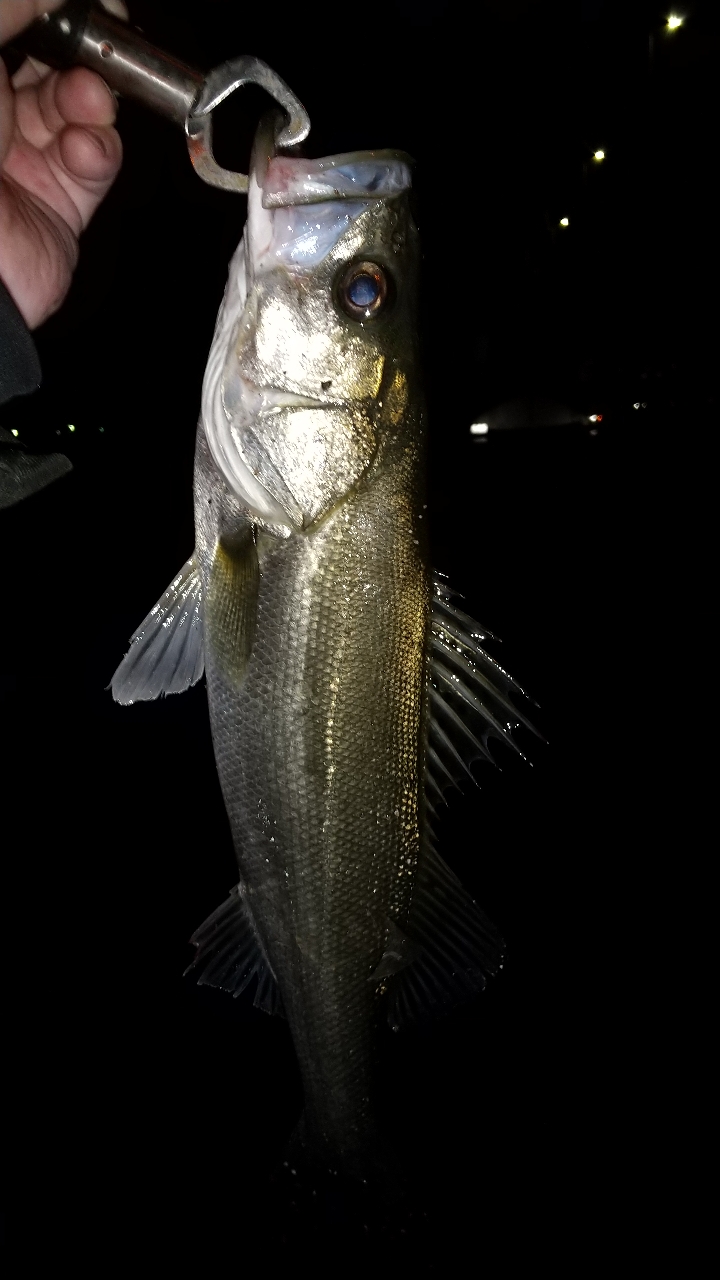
left=201, top=119, right=412, bottom=532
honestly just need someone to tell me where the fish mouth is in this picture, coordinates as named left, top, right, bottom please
left=223, top=375, right=331, bottom=422
left=256, top=385, right=327, bottom=413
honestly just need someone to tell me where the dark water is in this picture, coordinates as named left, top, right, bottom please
left=2, top=1, right=711, bottom=1270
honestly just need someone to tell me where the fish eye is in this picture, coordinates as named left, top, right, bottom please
left=337, top=261, right=391, bottom=320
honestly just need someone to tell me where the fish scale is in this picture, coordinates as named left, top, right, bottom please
left=195, top=413, right=428, bottom=1159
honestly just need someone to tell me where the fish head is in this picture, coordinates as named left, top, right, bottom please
left=202, top=119, right=419, bottom=534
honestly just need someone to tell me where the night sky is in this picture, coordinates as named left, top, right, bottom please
left=2, top=0, right=713, bottom=1268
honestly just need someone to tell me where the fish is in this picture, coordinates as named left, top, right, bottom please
left=111, top=116, right=536, bottom=1198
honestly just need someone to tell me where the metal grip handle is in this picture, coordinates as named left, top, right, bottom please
left=77, top=10, right=203, bottom=126
left=12, top=1, right=203, bottom=127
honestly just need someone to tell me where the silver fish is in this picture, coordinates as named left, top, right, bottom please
left=112, top=118, right=535, bottom=1189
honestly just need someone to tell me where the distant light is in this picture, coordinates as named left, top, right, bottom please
left=593, top=150, right=605, bottom=161
left=589, top=414, right=603, bottom=422
left=11, top=428, right=19, bottom=437
left=470, top=422, right=489, bottom=435
left=666, top=15, right=684, bottom=31
left=68, top=424, right=76, bottom=432
left=559, top=217, right=569, bottom=227
left=633, top=402, right=640, bottom=409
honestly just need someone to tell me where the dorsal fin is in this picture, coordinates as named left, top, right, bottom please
left=385, top=844, right=505, bottom=1031
left=426, top=572, right=542, bottom=798
left=387, top=571, right=539, bottom=1029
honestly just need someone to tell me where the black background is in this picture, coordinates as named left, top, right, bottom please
left=2, top=0, right=714, bottom=1269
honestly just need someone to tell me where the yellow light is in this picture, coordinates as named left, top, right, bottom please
left=11, top=428, right=19, bottom=437
left=593, top=150, right=605, bottom=161
left=666, top=15, right=684, bottom=30
left=559, top=217, right=569, bottom=227
left=68, top=424, right=76, bottom=432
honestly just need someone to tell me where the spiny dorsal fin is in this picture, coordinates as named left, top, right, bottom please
left=386, top=844, right=505, bottom=1031
left=111, top=556, right=204, bottom=704
left=184, top=884, right=283, bottom=1016
left=426, top=572, right=542, bottom=798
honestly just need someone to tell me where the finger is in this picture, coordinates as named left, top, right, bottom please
left=0, top=0, right=64, bottom=48
left=0, top=54, right=15, bottom=166
left=57, top=120, right=122, bottom=190
left=53, top=65, right=118, bottom=128
left=41, top=117, right=122, bottom=231
left=12, top=55, right=51, bottom=89
left=98, top=0, right=129, bottom=17
left=15, top=66, right=118, bottom=152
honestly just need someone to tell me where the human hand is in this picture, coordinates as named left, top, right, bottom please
left=0, top=0, right=126, bottom=329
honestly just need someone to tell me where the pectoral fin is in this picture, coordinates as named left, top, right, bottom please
left=111, top=556, right=204, bottom=705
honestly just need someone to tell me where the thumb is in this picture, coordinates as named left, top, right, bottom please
left=0, top=1, right=65, bottom=48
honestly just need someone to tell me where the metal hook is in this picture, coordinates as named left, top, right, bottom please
left=186, top=56, right=311, bottom=193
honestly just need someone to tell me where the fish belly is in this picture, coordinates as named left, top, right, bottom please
left=204, top=459, right=428, bottom=1161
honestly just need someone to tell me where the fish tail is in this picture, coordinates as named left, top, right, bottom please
left=278, top=1111, right=410, bottom=1218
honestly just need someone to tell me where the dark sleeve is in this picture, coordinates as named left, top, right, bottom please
left=0, top=276, right=41, bottom=406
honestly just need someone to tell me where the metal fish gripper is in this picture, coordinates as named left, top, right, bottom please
left=10, top=0, right=311, bottom=193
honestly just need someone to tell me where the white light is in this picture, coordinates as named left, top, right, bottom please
left=559, top=217, right=569, bottom=227
left=666, top=15, right=684, bottom=31
left=593, top=150, right=605, bottom=161
left=589, top=414, right=599, bottom=422
left=68, top=424, right=76, bottom=432
left=470, top=422, right=489, bottom=435
left=633, top=402, right=640, bottom=409
left=11, top=428, right=19, bottom=437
